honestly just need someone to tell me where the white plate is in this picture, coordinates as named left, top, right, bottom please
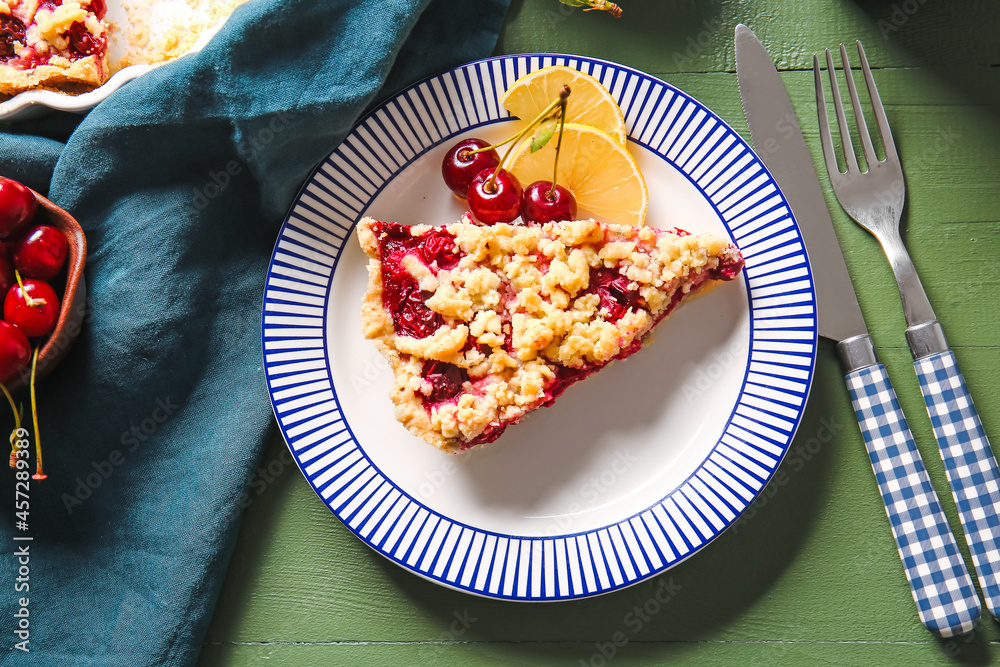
left=0, top=0, right=232, bottom=121
left=262, top=54, right=818, bottom=600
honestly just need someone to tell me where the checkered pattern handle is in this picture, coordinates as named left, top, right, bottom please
left=916, top=350, right=1000, bottom=619
left=847, top=364, right=981, bottom=636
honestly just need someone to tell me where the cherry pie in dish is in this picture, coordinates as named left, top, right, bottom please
left=0, top=0, right=109, bottom=96
left=358, top=216, right=745, bottom=453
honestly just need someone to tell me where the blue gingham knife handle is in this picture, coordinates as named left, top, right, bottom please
left=847, top=364, right=981, bottom=636
left=915, top=350, right=1000, bottom=619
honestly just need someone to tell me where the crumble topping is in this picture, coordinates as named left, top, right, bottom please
left=115, top=0, right=250, bottom=72
left=358, top=216, right=744, bottom=453
left=34, top=3, right=90, bottom=50
left=394, top=324, right=469, bottom=361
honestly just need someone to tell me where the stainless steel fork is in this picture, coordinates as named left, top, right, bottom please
left=816, top=41, right=1000, bottom=621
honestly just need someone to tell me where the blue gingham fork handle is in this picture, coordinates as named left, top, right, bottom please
left=916, top=350, right=1000, bottom=618
left=847, top=364, right=981, bottom=636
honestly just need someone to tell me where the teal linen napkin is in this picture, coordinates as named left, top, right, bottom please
left=0, top=0, right=509, bottom=663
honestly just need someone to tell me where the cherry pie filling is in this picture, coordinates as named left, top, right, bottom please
left=376, top=223, right=459, bottom=339
left=0, top=14, right=26, bottom=60
left=540, top=254, right=743, bottom=414
left=373, top=220, right=744, bottom=449
left=0, top=0, right=108, bottom=83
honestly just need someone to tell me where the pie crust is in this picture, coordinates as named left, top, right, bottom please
left=358, top=216, right=744, bottom=453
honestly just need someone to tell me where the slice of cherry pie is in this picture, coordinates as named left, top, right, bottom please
left=0, top=0, right=110, bottom=96
left=357, top=216, right=744, bottom=453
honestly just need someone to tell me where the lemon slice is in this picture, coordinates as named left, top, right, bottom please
left=500, top=65, right=628, bottom=145
left=506, top=122, right=648, bottom=227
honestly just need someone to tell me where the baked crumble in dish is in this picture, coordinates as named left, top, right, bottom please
left=358, top=216, right=745, bottom=453
left=0, top=0, right=109, bottom=96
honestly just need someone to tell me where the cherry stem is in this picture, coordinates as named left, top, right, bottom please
left=549, top=87, right=569, bottom=198
left=14, top=271, right=44, bottom=309
left=2, top=382, right=21, bottom=469
left=29, top=348, right=43, bottom=481
left=487, top=85, right=572, bottom=191
left=468, top=94, right=564, bottom=157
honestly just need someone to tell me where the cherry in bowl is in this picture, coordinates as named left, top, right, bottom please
left=13, top=224, right=69, bottom=280
left=0, top=320, right=30, bottom=384
left=1, top=189, right=87, bottom=393
left=0, top=177, right=36, bottom=240
left=5, top=278, right=60, bottom=338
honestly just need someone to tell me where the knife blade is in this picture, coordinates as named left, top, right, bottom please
left=735, top=23, right=981, bottom=638
left=735, top=27, right=864, bottom=346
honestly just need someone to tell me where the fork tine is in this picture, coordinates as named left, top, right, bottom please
left=856, top=40, right=899, bottom=162
left=839, top=43, right=878, bottom=170
left=825, top=47, right=861, bottom=174
left=813, top=54, right=843, bottom=178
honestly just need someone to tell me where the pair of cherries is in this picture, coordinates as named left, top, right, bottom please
left=0, top=177, right=68, bottom=384
left=442, top=138, right=577, bottom=225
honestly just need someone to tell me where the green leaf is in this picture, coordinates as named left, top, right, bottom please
left=559, top=0, right=590, bottom=7
left=530, top=118, right=557, bottom=153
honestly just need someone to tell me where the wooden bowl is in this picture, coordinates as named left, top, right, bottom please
left=4, top=191, right=88, bottom=393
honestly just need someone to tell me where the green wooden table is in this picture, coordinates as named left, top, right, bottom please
left=199, top=1, right=1000, bottom=664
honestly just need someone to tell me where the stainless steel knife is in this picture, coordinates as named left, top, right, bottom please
left=735, top=23, right=981, bottom=637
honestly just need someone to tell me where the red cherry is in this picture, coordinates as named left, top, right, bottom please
left=67, top=21, right=104, bottom=56
left=0, top=250, right=15, bottom=297
left=5, top=279, right=59, bottom=338
left=0, top=15, right=25, bottom=59
left=13, top=225, right=68, bottom=280
left=521, top=181, right=578, bottom=224
left=89, top=0, right=107, bottom=18
left=442, top=138, right=500, bottom=198
left=0, top=320, right=29, bottom=382
left=467, top=168, right=523, bottom=224
left=393, top=287, right=444, bottom=338
left=421, top=360, right=469, bottom=404
left=0, top=177, right=36, bottom=239
left=588, top=267, right=643, bottom=322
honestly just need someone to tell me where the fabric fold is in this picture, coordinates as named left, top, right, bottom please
left=0, top=0, right=509, bottom=664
